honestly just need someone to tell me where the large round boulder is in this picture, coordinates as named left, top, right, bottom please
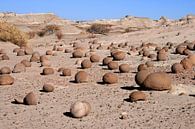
left=143, top=72, right=172, bottom=91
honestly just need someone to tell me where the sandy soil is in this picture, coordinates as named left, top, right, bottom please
left=0, top=16, right=195, bottom=129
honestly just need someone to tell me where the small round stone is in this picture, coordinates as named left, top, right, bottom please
left=102, top=57, right=113, bottom=66
left=103, top=72, right=118, bottom=84
left=90, top=54, right=100, bottom=62
left=12, top=63, right=26, bottom=73
left=81, top=59, right=92, bottom=69
left=72, top=50, right=84, bottom=58
left=62, top=69, right=71, bottom=76
left=0, top=67, right=11, bottom=74
left=75, top=71, right=88, bottom=83
left=119, top=64, right=130, bottom=73
left=0, top=75, right=14, bottom=85
left=23, top=92, right=37, bottom=105
left=42, top=68, right=54, bottom=75
left=129, top=91, right=147, bottom=102
left=21, top=60, right=31, bottom=67
left=43, top=84, right=54, bottom=92
left=108, top=61, right=118, bottom=70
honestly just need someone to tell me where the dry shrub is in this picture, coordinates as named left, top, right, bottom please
left=0, top=21, right=28, bottom=46
left=37, top=24, right=61, bottom=37
left=124, top=27, right=151, bottom=33
left=87, top=24, right=110, bottom=34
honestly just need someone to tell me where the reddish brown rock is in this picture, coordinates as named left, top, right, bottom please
left=119, top=64, right=130, bottom=73
left=103, top=72, right=118, bottom=84
left=75, top=71, right=88, bottom=83
left=0, top=75, right=14, bottom=85
left=23, top=92, right=37, bottom=105
left=143, top=72, right=172, bottom=91
left=129, top=91, right=147, bottom=102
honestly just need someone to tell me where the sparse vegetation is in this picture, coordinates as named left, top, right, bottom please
left=37, top=24, right=61, bottom=38
left=124, top=26, right=151, bottom=33
left=0, top=21, right=28, bottom=46
left=87, top=23, right=111, bottom=34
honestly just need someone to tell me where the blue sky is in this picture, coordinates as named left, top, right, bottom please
left=0, top=0, right=195, bottom=20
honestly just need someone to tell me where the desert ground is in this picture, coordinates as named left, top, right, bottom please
left=0, top=13, right=195, bottom=129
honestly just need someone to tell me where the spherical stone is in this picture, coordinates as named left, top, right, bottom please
left=24, top=47, right=33, bottom=55
left=135, top=70, right=150, bottom=86
left=40, top=55, right=49, bottom=62
left=21, top=60, right=31, bottom=67
left=180, top=58, right=193, bottom=70
left=75, top=71, right=88, bottom=83
left=171, top=63, right=184, bottom=73
left=23, top=92, right=37, bottom=105
left=102, top=57, right=113, bottom=66
left=0, top=67, right=11, bottom=74
left=43, top=84, right=54, bottom=92
left=30, top=55, right=40, bottom=62
left=187, top=54, right=195, bottom=65
left=129, top=91, right=147, bottom=102
left=157, top=53, right=168, bottom=61
left=107, top=61, right=118, bottom=70
left=13, top=48, right=21, bottom=53
left=90, top=54, right=100, bottom=62
left=103, top=72, right=118, bottom=84
left=41, top=60, right=51, bottom=67
left=46, top=50, right=53, bottom=55
left=70, top=101, right=91, bottom=118
left=119, top=64, right=130, bottom=73
left=176, top=46, right=186, bottom=55
left=0, top=75, right=14, bottom=85
left=2, top=54, right=9, bottom=60
left=112, top=51, right=125, bottom=61
left=137, top=64, right=148, bottom=72
left=72, top=50, right=84, bottom=58
left=17, top=50, right=25, bottom=56
left=42, top=68, right=54, bottom=75
left=62, top=69, right=71, bottom=76
left=12, top=63, right=26, bottom=73
left=143, top=72, right=172, bottom=91
left=81, top=59, right=92, bottom=69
